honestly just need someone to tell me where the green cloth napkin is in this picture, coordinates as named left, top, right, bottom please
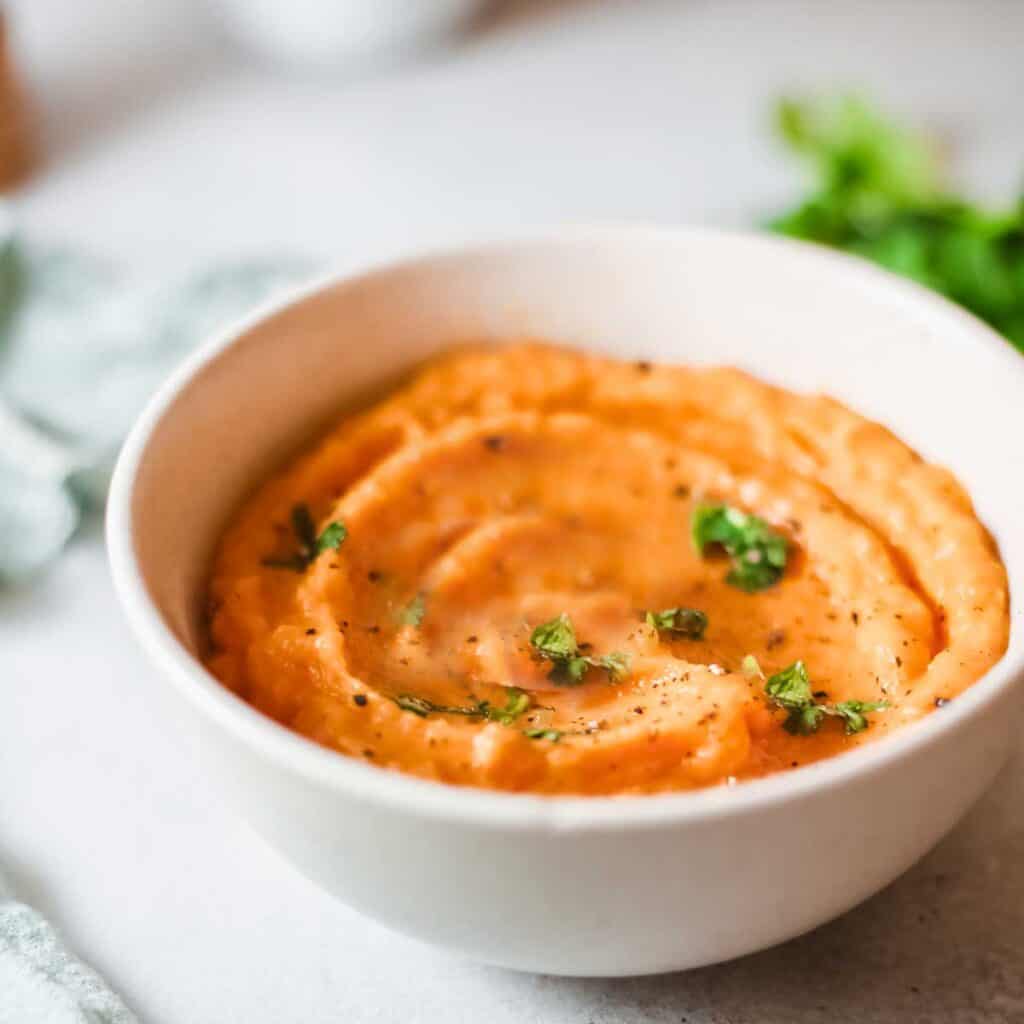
left=0, top=878, right=138, bottom=1024
left=0, top=207, right=312, bottom=582
left=0, top=211, right=313, bottom=1010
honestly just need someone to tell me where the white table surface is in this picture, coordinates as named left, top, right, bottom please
left=3, top=1, right=1023, bottom=1021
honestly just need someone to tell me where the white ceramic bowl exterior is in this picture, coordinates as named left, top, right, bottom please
left=107, top=228, right=1024, bottom=976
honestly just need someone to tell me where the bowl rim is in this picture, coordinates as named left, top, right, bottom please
left=107, top=223, right=1024, bottom=833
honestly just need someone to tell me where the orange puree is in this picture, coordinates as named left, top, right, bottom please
left=204, top=345, right=1009, bottom=795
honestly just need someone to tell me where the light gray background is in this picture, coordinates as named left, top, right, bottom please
left=2, top=1, right=1022, bottom=1020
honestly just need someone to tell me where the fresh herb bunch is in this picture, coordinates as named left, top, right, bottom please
left=769, top=96, right=1024, bottom=351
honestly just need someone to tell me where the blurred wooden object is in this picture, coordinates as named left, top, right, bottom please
left=0, top=11, right=34, bottom=190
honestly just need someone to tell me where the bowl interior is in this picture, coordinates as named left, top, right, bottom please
left=120, top=228, right=1024, bottom=725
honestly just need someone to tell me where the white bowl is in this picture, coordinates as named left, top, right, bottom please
left=107, top=227, right=1024, bottom=976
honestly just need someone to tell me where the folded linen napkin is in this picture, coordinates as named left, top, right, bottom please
left=0, top=204, right=312, bottom=582
left=0, top=876, right=137, bottom=1024
left=0, top=214, right=312, bottom=1012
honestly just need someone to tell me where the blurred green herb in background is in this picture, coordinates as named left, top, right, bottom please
left=768, top=96, right=1024, bottom=351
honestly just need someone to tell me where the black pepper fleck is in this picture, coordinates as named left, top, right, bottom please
left=353, top=694, right=368, bottom=707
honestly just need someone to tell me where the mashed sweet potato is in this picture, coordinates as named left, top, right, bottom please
left=204, top=345, right=1009, bottom=795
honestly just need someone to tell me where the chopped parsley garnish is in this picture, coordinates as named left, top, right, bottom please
left=482, top=688, right=531, bottom=725
left=262, top=503, right=347, bottom=571
left=741, top=654, right=764, bottom=680
left=530, top=613, right=577, bottom=661
left=528, top=614, right=631, bottom=685
left=524, top=728, right=563, bottom=742
left=397, top=592, right=427, bottom=627
left=692, top=503, right=788, bottom=592
left=745, top=656, right=888, bottom=735
left=392, top=687, right=531, bottom=725
left=645, top=606, right=708, bottom=639
left=548, top=656, right=591, bottom=686
left=393, top=694, right=435, bottom=717
left=763, top=661, right=826, bottom=734
left=590, top=651, right=631, bottom=682
left=830, top=699, right=890, bottom=734
left=315, top=520, right=347, bottom=553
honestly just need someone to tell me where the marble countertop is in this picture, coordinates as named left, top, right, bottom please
left=2, top=1, right=1022, bottom=1020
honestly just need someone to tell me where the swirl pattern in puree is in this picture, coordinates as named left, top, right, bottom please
left=205, top=345, right=1009, bottom=795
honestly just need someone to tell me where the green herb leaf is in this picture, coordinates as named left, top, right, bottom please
left=761, top=659, right=888, bottom=736
left=481, top=687, right=532, bottom=725
left=392, top=686, right=532, bottom=725
left=589, top=651, right=631, bottom=682
left=764, top=660, right=814, bottom=709
left=263, top=503, right=347, bottom=571
left=741, top=654, right=765, bottom=680
left=645, top=607, right=708, bottom=639
left=831, top=699, right=891, bottom=735
left=783, top=703, right=828, bottom=736
left=397, top=593, right=427, bottom=627
left=546, top=655, right=589, bottom=686
left=524, top=728, right=563, bottom=742
left=529, top=614, right=631, bottom=686
left=692, top=503, right=788, bottom=592
left=315, top=520, right=348, bottom=553
left=764, top=660, right=826, bottom=734
left=394, top=694, right=434, bottom=717
left=530, top=613, right=577, bottom=661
